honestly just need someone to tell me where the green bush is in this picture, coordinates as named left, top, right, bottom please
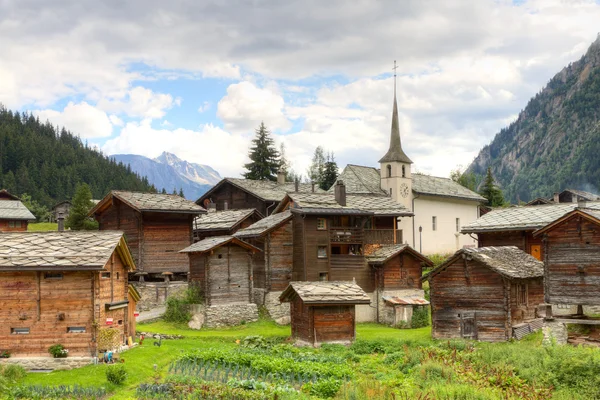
left=303, top=377, right=342, bottom=398
left=106, top=364, right=128, bottom=385
left=1, top=364, right=26, bottom=383
left=163, top=297, right=192, bottom=324
left=411, top=306, right=430, bottom=328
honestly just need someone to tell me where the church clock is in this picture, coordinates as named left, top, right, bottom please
left=400, top=183, right=409, bottom=198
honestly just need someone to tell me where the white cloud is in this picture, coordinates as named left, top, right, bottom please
left=33, top=102, right=113, bottom=138
left=109, top=115, right=124, bottom=126
left=197, top=101, right=211, bottom=113
left=97, top=87, right=177, bottom=119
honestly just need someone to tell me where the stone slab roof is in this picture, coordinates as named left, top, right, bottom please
left=283, top=192, right=412, bottom=216
left=200, top=178, right=325, bottom=203
left=193, top=209, right=261, bottom=232
left=461, top=202, right=600, bottom=233
left=90, top=191, right=205, bottom=216
left=424, top=246, right=543, bottom=281
left=0, top=200, right=36, bottom=221
left=560, top=188, right=600, bottom=201
left=279, top=281, right=371, bottom=304
left=0, top=231, right=134, bottom=271
left=328, top=165, right=386, bottom=195
left=234, top=210, right=292, bottom=238
left=366, top=244, right=433, bottom=266
left=179, top=235, right=261, bottom=254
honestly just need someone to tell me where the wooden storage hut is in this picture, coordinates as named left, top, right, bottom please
left=425, top=246, right=544, bottom=342
left=51, top=200, right=72, bottom=223
left=533, top=208, right=600, bottom=307
left=0, top=231, right=137, bottom=357
left=279, top=281, right=371, bottom=346
left=180, top=236, right=261, bottom=306
left=193, top=208, right=263, bottom=242
left=0, top=190, right=35, bottom=232
left=89, top=191, right=205, bottom=279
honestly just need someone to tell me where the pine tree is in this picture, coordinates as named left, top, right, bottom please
left=178, top=188, right=185, bottom=197
left=243, top=122, right=280, bottom=181
left=307, top=146, right=325, bottom=186
left=161, top=188, right=167, bottom=194
left=480, top=167, right=506, bottom=207
left=321, top=152, right=339, bottom=190
left=66, top=183, right=99, bottom=230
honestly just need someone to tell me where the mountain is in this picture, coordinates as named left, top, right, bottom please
left=0, top=106, right=155, bottom=210
left=110, top=152, right=221, bottom=200
left=467, top=35, right=600, bottom=203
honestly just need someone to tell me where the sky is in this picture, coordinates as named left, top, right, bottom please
left=1, top=0, right=599, bottom=179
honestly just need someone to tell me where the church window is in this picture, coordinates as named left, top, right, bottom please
left=387, top=165, right=392, bottom=178
left=402, top=165, right=406, bottom=178
left=456, top=218, right=460, bottom=232
left=432, top=216, right=437, bottom=231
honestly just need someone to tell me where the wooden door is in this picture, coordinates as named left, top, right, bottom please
left=459, top=313, right=477, bottom=339
left=530, top=245, right=542, bottom=261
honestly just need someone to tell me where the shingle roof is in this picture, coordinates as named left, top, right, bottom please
left=0, top=189, right=20, bottom=200
left=193, top=209, right=261, bottom=232
left=330, top=165, right=484, bottom=202
left=560, top=188, right=600, bottom=201
left=90, top=191, right=205, bottom=216
left=179, top=235, right=261, bottom=254
left=532, top=208, right=600, bottom=237
left=366, top=244, right=433, bottom=266
left=199, top=178, right=325, bottom=204
left=234, top=210, right=292, bottom=238
left=282, top=192, right=412, bottom=216
left=0, top=200, right=36, bottom=221
left=0, top=231, right=134, bottom=271
left=461, top=202, right=600, bottom=233
left=279, top=281, right=371, bottom=304
left=424, top=246, right=543, bottom=281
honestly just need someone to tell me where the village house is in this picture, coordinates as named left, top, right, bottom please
left=193, top=208, right=263, bottom=242
left=0, top=189, right=35, bottom=232
left=425, top=246, right=544, bottom=342
left=279, top=281, right=371, bottom=346
left=0, top=231, right=137, bottom=369
left=526, top=189, right=600, bottom=206
left=51, top=200, right=71, bottom=222
left=180, top=236, right=261, bottom=328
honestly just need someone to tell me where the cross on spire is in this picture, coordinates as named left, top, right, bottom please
left=392, top=60, right=398, bottom=97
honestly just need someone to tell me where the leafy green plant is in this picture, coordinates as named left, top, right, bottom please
left=163, top=296, right=192, bottom=324
left=411, top=306, right=430, bottom=329
left=7, top=385, right=106, bottom=399
left=48, top=344, right=68, bottom=358
left=1, top=364, right=26, bottom=383
left=106, top=364, right=127, bottom=385
left=0, top=350, right=10, bottom=358
left=303, top=377, right=342, bottom=398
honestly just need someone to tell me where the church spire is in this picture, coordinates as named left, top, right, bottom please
left=379, top=60, right=413, bottom=164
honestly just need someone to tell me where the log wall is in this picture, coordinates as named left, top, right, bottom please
left=267, top=221, right=293, bottom=291
left=379, top=253, right=423, bottom=290
left=0, top=220, right=28, bottom=232
left=478, top=231, right=543, bottom=260
left=313, top=305, right=355, bottom=343
left=205, top=244, right=252, bottom=306
left=201, top=183, right=271, bottom=215
left=290, top=296, right=312, bottom=343
left=509, top=278, right=544, bottom=323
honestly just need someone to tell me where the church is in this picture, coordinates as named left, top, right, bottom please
left=332, top=76, right=484, bottom=255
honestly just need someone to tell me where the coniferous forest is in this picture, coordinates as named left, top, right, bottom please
left=0, top=105, right=156, bottom=209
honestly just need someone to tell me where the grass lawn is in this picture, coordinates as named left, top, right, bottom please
left=27, top=222, right=58, bottom=231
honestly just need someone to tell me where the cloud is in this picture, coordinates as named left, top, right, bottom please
left=197, top=101, right=211, bottom=113
left=96, top=87, right=178, bottom=119
left=33, top=102, right=113, bottom=138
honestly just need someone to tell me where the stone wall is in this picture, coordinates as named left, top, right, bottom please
left=202, top=304, right=259, bottom=329
left=0, top=357, right=93, bottom=371
left=131, top=281, right=188, bottom=311
left=542, top=321, right=568, bottom=346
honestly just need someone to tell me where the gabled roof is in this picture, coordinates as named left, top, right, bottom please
left=89, top=191, right=205, bottom=216
left=0, top=200, right=36, bottom=221
left=525, top=197, right=552, bottom=206
left=559, top=188, right=600, bottom=201
left=423, top=246, right=543, bottom=281
left=0, top=189, right=20, bottom=200
left=276, top=192, right=412, bottom=217
left=197, top=177, right=324, bottom=204
left=461, top=202, right=600, bottom=233
left=279, top=281, right=371, bottom=304
left=179, top=235, right=261, bottom=254
left=193, top=209, right=263, bottom=232
left=234, top=210, right=292, bottom=239
left=533, top=208, right=600, bottom=237
left=328, top=165, right=386, bottom=195
left=0, top=231, right=135, bottom=271
left=366, top=244, right=433, bottom=266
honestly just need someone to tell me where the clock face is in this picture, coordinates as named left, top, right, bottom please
left=400, top=183, right=409, bottom=198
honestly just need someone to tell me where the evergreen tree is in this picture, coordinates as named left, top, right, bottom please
left=172, top=188, right=177, bottom=195
left=66, top=183, right=99, bottom=230
left=3, top=171, right=16, bottom=194
left=321, top=152, right=339, bottom=190
left=161, top=188, right=167, bottom=194
left=480, top=167, right=506, bottom=207
left=307, top=146, right=325, bottom=186
left=243, top=122, right=280, bottom=181
left=178, top=188, right=185, bottom=197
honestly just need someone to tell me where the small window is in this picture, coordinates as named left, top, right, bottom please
left=387, top=164, right=392, bottom=178
left=317, top=246, right=328, bottom=259
left=319, top=272, right=329, bottom=281
left=432, top=216, right=437, bottom=231
left=118, top=320, right=123, bottom=325
left=455, top=218, right=460, bottom=232
left=116, top=272, right=120, bottom=280
left=8, top=221, right=15, bottom=228
left=11, top=328, right=29, bottom=335
left=101, top=272, right=111, bottom=279
left=402, top=165, right=406, bottom=178
left=317, top=218, right=327, bottom=230
left=44, top=273, right=63, bottom=280
left=517, top=284, right=528, bottom=306
left=67, top=326, right=86, bottom=333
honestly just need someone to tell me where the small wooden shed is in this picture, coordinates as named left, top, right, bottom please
left=0, top=190, right=35, bottom=232
left=425, top=246, right=544, bottom=342
left=180, top=236, right=261, bottom=306
left=279, top=281, right=371, bottom=346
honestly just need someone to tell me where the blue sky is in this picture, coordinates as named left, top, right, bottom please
left=1, top=0, right=600, bottom=178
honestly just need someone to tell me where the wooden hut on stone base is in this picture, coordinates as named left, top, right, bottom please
left=279, top=281, right=370, bottom=346
left=180, top=236, right=261, bottom=328
left=425, top=246, right=544, bottom=342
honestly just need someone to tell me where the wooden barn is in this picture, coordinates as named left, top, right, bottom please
left=89, top=191, right=205, bottom=279
left=51, top=200, right=72, bottom=223
left=180, top=236, right=261, bottom=306
left=0, top=190, right=35, bottom=232
left=279, top=281, right=371, bottom=346
left=0, top=231, right=137, bottom=358
left=366, top=244, right=433, bottom=326
left=425, top=246, right=544, bottom=342
left=533, top=208, right=600, bottom=308
left=193, top=208, right=263, bottom=242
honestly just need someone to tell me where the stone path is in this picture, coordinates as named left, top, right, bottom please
left=137, top=306, right=166, bottom=322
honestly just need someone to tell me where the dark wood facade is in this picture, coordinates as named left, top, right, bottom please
left=0, top=219, right=28, bottom=232
left=477, top=230, right=543, bottom=261
left=198, top=181, right=276, bottom=216
left=372, top=251, right=430, bottom=291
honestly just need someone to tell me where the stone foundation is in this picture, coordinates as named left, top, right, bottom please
left=542, top=321, right=568, bottom=346
left=0, top=357, right=93, bottom=371
left=188, top=303, right=259, bottom=329
left=263, top=291, right=290, bottom=324
left=131, top=281, right=188, bottom=311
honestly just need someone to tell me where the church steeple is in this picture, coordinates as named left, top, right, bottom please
left=378, top=61, right=413, bottom=164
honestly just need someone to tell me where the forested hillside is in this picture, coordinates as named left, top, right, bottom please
left=468, top=35, right=600, bottom=203
left=0, top=105, right=156, bottom=208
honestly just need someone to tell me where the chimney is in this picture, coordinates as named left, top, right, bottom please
left=207, top=202, right=217, bottom=213
left=57, top=212, right=65, bottom=232
left=578, top=198, right=587, bottom=209
left=334, top=180, right=346, bottom=206
left=311, top=183, right=315, bottom=193
left=294, top=178, right=299, bottom=193
left=553, top=192, right=559, bottom=203
left=277, top=171, right=285, bottom=185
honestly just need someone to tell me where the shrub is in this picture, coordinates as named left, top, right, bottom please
left=106, top=364, right=127, bottom=385
left=411, top=306, right=430, bottom=328
left=350, top=339, right=387, bottom=355
left=48, top=344, right=68, bottom=358
left=1, top=364, right=26, bottom=383
left=303, top=378, right=342, bottom=398
left=163, top=296, right=191, bottom=324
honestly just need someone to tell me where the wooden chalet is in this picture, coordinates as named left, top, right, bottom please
left=279, top=281, right=371, bottom=346
left=533, top=208, right=600, bottom=307
left=193, top=208, right=263, bottom=242
left=425, top=246, right=544, bottom=342
left=89, top=191, right=205, bottom=279
left=196, top=173, right=324, bottom=216
left=0, top=190, right=35, bottom=232
left=51, top=200, right=72, bottom=223
left=180, top=236, right=261, bottom=306
left=0, top=231, right=137, bottom=358
left=366, top=244, right=433, bottom=326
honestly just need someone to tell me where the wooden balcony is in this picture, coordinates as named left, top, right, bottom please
left=364, top=229, right=403, bottom=245
left=330, top=254, right=365, bottom=269
left=329, top=227, right=363, bottom=243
